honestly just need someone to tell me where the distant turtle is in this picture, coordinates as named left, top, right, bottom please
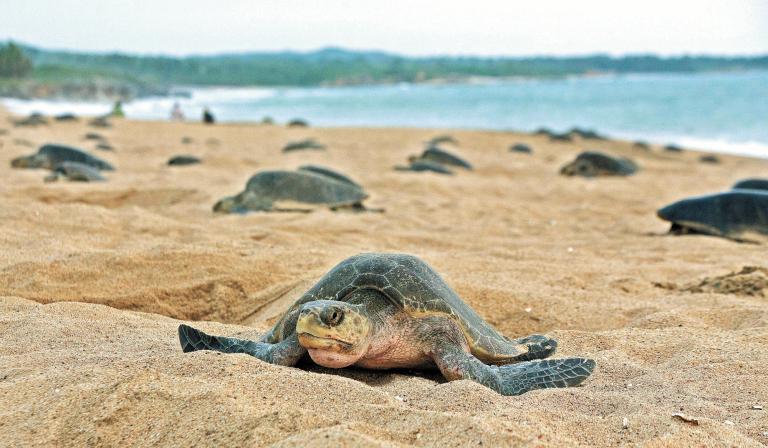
left=44, top=161, right=106, bottom=182
left=178, top=253, right=595, bottom=396
left=84, top=133, right=106, bottom=141
left=167, top=155, right=202, bottom=166
left=213, top=169, right=371, bottom=213
left=13, top=113, right=48, bottom=127
left=533, top=127, right=554, bottom=137
left=181, top=137, right=194, bottom=144
left=699, top=155, right=720, bottom=164
left=413, top=146, right=472, bottom=170
left=657, top=191, right=768, bottom=243
left=95, top=143, right=114, bottom=151
left=11, top=144, right=114, bottom=171
left=288, top=118, right=309, bottom=128
left=88, top=116, right=111, bottom=128
left=568, top=127, right=606, bottom=140
left=427, top=135, right=458, bottom=146
left=560, top=151, right=638, bottom=177
left=394, top=159, right=454, bottom=175
left=54, top=113, right=78, bottom=122
left=298, top=165, right=361, bottom=188
left=510, top=143, right=533, bottom=154
left=549, top=132, right=573, bottom=143
left=283, top=138, right=326, bottom=152
left=664, top=144, right=683, bottom=153
left=733, top=178, right=768, bottom=191
left=633, top=141, right=651, bottom=150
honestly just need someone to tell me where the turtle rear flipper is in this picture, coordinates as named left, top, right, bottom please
left=496, top=358, right=595, bottom=395
left=177, top=324, right=306, bottom=366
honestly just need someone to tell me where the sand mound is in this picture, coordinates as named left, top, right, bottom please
left=656, top=266, right=768, bottom=298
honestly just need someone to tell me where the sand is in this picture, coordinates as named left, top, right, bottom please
left=0, top=108, right=767, bottom=447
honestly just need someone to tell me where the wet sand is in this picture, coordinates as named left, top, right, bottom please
left=1, top=108, right=767, bottom=447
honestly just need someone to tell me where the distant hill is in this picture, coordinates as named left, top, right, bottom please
left=2, top=42, right=767, bottom=99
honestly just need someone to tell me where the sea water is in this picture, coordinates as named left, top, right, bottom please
left=3, top=71, right=767, bottom=157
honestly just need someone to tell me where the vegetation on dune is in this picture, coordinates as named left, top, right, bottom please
left=1, top=41, right=767, bottom=99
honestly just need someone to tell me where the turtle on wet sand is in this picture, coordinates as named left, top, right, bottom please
left=411, top=146, right=472, bottom=170
left=560, top=151, right=637, bottom=177
left=298, top=165, right=361, bottom=188
left=44, top=161, right=106, bottom=182
left=733, top=178, right=768, bottom=191
left=394, top=159, right=454, bottom=175
left=178, top=253, right=595, bottom=396
left=664, top=144, right=684, bottom=153
left=11, top=144, right=114, bottom=171
left=213, top=169, right=373, bottom=213
left=657, top=190, right=768, bottom=243
left=699, top=155, right=720, bottom=164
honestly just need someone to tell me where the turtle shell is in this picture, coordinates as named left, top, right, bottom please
left=268, top=253, right=524, bottom=364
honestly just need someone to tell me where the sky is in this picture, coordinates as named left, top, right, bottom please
left=1, top=0, right=767, bottom=57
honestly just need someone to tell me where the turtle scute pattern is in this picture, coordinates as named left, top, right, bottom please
left=293, top=253, right=520, bottom=362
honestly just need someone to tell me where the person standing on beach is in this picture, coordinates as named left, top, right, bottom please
left=202, top=107, right=215, bottom=124
left=170, top=102, right=185, bottom=121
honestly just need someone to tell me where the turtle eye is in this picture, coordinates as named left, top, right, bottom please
left=326, top=308, right=344, bottom=326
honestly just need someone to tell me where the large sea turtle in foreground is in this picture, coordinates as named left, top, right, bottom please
left=657, top=191, right=768, bottom=243
left=179, top=253, right=595, bottom=396
left=213, top=169, right=372, bottom=213
left=11, top=144, right=114, bottom=171
left=560, top=151, right=637, bottom=177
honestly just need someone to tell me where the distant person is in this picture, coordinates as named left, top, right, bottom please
left=202, top=107, right=215, bottom=124
left=170, top=102, right=185, bottom=121
left=110, top=100, right=125, bottom=118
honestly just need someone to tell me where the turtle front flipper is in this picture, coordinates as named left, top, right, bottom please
left=505, top=334, right=558, bottom=362
left=178, top=324, right=306, bottom=366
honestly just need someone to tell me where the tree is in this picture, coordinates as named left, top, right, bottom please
left=0, top=42, right=33, bottom=78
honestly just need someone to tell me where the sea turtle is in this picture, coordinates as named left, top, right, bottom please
left=95, top=143, right=114, bottom=152
left=54, top=113, right=78, bottom=122
left=510, top=143, right=533, bottom=154
left=12, top=113, right=48, bottom=127
left=298, top=165, right=361, bottom=188
left=167, top=155, right=202, bottom=166
left=43, top=161, right=106, bottom=182
left=84, top=132, right=106, bottom=141
left=427, top=135, right=459, bottom=146
left=178, top=253, right=595, bottom=396
left=664, top=144, right=683, bottom=153
left=411, top=146, right=472, bottom=170
left=633, top=141, right=651, bottom=151
left=283, top=138, right=326, bottom=152
left=699, top=154, right=720, bottom=164
left=657, top=191, right=768, bottom=243
left=567, top=127, right=606, bottom=140
left=394, top=159, right=454, bottom=175
left=288, top=118, right=309, bottom=128
left=560, top=151, right=638, bottom=177
left=733, top=179, right=768, bottom=191
left=549, top=132, right=573, bottom=143
left=88, top=116, right=112, bottom=128
left=11, top=144, right=115, bottom=171
left=213, top=169, right=370, bottom=213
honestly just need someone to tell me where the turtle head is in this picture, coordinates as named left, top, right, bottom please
left=213, top=196, right=238, bottom=213
left=296, top=300, right=373, bottom=368
left=11, top=154, right=45, bottom=169
left=560, top=159, right=596, bottom=177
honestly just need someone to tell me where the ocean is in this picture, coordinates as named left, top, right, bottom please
left=3, top=70, right=767, bottom=157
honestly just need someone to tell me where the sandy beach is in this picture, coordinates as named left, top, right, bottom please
left=1, top=107, right=767, bottom=447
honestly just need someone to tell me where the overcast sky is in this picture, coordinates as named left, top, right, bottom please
left=2, top=0, right=766, bottom=56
